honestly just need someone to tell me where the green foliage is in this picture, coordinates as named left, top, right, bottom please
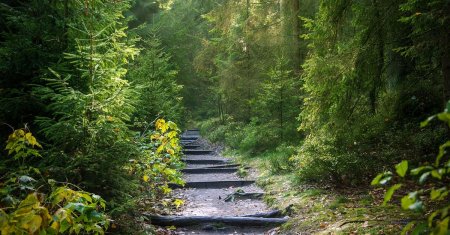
left=196, top=57, right=301, bottom=155
left=1, top=187, right=109, bottom=235
left=373, top=101, right=450, bottom=234
left=132, top=119, right=185, bottom=199
left=263, top=145, right=296, bottom=175
left=0, top=0, right=185, bottom=233
left=154, top=0, right=218, bottom=118
left=0, top=1, right=67, bottom=132
left=0, top=129, right=109, bottom=235
left=127, top=34, right=184, bottom=124
left=5, top=128, right=42, bottom=161
left=292, top=0, right=447, bottom=185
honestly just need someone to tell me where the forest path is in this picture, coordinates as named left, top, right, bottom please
left=149, top=129, right=287, bottom=234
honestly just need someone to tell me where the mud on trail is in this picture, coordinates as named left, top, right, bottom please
left=148, top=129, right=288, bottom=235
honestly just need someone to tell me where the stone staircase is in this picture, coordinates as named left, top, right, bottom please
left=147, top=129, right=287, bottom=234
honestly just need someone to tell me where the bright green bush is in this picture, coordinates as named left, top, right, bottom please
left=0, top=128, right=109, bottom=235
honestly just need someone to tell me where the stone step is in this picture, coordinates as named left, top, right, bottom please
left=181, top=167, right=238, bottom=174
left=181, top=136, right=199, bottom=141
left=183, top=145, right=200, bottom=149
left=184, top=130, right=200, bottom=135
left=181, top=141, right=196, bottom=146
left=203, top=163, right=241, bottom=168
left=170, top=180, right=255, bottom=189
left=182, top=159, right=230, bottom=164
left=183, top=149, right=214, bottom=155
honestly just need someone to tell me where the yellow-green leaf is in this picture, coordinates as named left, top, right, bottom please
left=166, top=225, right=177, bottom=230
left=383, top=184, right=401, bottom=205
left=173, top=199, right=184, bottom=208
left=161, top=185, right=172, bottom=194
left=395, top=160, right=408, bottom=177
left=156, top=144, right=164, bottom=153
left=27, top=215, right=42, bottom=233
left=143, top=175, right=150, bottom=182
left=167, top=121, right=177, bottom=130
left=168, top=131, right=177, bottom=139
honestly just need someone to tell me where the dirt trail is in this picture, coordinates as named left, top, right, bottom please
left=166, top=130, right=286, bottom=235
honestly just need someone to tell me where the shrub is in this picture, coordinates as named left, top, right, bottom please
left=372, top=101, right=450, bottom=234
left=0, top=128, right=109, bottom=234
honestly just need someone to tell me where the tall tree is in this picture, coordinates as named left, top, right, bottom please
left=280, top=0, right=300, bottom=72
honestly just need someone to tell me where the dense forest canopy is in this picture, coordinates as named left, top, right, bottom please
left=0, top=0, right=449, bottom=234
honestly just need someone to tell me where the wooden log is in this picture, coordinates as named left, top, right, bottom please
left=182, top=167, right=238, bottom=174
left=242, top=210, right=283, bottom=218
left=183, top=150, right=214, bottom=155
left=182, top=159, right=229, bottom=164
left=143, top=214, right=288, bottom=226
left=169, top=180, right=255, bottom=189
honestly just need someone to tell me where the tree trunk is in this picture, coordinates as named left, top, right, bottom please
left=441, top=4, right=450, bottom=103
left=369, top=0, right=384, bottom=113
left=280, top=0, right=300, bottom=73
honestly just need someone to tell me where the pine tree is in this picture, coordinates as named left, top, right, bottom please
left=33, top=0, right=140, bottom=202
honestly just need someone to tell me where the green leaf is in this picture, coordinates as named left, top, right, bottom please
left=431, top=188, right=442, bottom=200
left=408, top=201, right=423, bottom=211
left=436, top=217, right=449, bottom=234
left=371, top=173, right=384, bottom=185
left=437, top=113, right=450, bottom=123
left=401, top=221, right=415, bottom=235
left=167, top=121, right=178, bottom=130
left=143, top=175, right=149, bottom=182
left=72, top=223, right=84, bottom=234
left=446, top=100, right=450, bottom=113
left=396, top=160, right=408, bottom=177
left=92, top=194, right=101, bottom=201
left=431, top=170, right=442, bottom=180
left=18, top=175, right=37, bottom=183
left=410, top=166, right=432, bottom=175
left=420, top=115, right=435, bottom=127
left=419, top=172, right=430, bottom=184
left=411, top=222, right=428, bottom=235
left=379, top=175, right=392, bottom=185
left=401, top=192, right=417, bottom=210
left=173, top=199, right=184, bottom=208
left=437, top=141, right=450, bottom=166
left=59, top=219, right=71, bottom=233
left=65, top=202, right=86, bottom=213
left=383, top=184, right=402, bottom=205
left=27, top=215, right=43, bottom=233
left=430, top=187, right=448, bottom=201
left=428, top=211, right=439, bottom=227
left=371, top=172, right=392, bottom=185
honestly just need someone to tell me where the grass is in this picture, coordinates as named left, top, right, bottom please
left=224, top=150, right=419, bottom=234
left=237, top=166, right=248, bottom=178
